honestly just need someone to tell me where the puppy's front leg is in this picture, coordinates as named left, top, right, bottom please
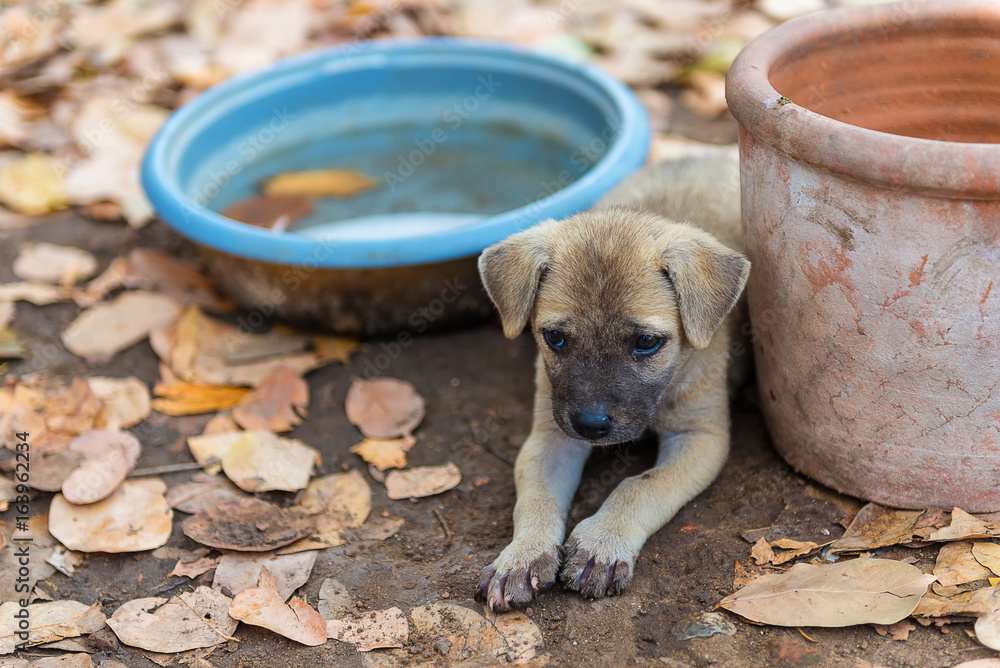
left=476, top=361, right=592, bottom=612
left=560, top=404, right=729, bottom=599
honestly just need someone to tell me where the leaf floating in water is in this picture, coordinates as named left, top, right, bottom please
left=262, top=169, right=377, bottom=198
left=220, top=193, right=314, bottom=230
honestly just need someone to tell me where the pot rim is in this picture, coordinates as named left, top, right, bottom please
left=726, top=0, right=1000, bottom=199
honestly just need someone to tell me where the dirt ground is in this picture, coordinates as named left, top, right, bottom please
left=4, top=205, right=996, bottom=668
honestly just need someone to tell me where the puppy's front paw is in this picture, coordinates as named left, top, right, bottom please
left=475, top=541, right=562, bottom=612
left=559, top=520, right=638, bottom=599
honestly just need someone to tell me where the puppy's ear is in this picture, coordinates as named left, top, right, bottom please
left=661, top=230, right=750, bottom=350
left=478, top=222, right=554, bottom=338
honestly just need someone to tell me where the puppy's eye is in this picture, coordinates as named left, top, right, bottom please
left=633, top=334, right=663, bottom=356
left=543, top=329, right=566, bottom=350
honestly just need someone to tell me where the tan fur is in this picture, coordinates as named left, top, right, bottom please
left=475, top=153, right=750, bottom=610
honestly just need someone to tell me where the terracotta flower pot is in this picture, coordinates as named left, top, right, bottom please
left=727, top=0, right=1000, bottom=511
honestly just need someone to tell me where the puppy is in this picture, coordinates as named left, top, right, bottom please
left=474, top=153, right=750, bottom=612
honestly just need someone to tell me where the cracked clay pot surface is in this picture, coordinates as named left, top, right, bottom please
left=727, top=0, right=1000, bottom=510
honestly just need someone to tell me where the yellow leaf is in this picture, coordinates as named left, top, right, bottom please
left=314, top=335, right=360, bottom=364
left=0, top=152, right=68, bottom=215
left=973, top=542, right=1000, bottom=577
left=262, top=169, right=376, bottom=198
left=350, top=435, right=415, bottom=471
left=152, top=376, right=250, bottom=416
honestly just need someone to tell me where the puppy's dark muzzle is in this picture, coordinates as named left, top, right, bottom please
left=570, top=407, right=613, bottom=440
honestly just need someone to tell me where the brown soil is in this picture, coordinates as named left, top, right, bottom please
left=2, top=195, right=990, bottom=668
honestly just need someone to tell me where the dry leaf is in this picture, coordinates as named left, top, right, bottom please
left=213, top=550, right=317, bottom=601
left=873, top=619, right=916, bottom=641
left=213, top=0, right=312, bottom=75
left=0, top=301, right=13, bottom=329
left=223, top=329, right=311, bottom=364
left=60, top=429, right=141, bottom=504
left=0, top=517, right=57, bottom=602
left=930, top=509, right=1000, bottom=542
left=69, top=428, right=141, bottom=463
left=953, top=661, right=1000, bottom=668
left=68, top=0, right=182, bottom=65
left=0, top=601, right=105, bottom=653
left=974, top=542, right=1000, bottom=577
left=0, top=281, right=70, bottom=305
left=13, top=243, right=97, bottom=286
left=106, top=587, right=236, bottom=653
left=44, top=376, right=102, bottom=436
left=372, top=602, right=543, bottom=666
left=81, top=249, right=232, bottom=311
left=326, top=607, right=408, bottom=651
left=61, top=145, right=158, bottom=228
left=87, top=376, right=151, bottom=429
left=182, top=497, right=316, bottom=551
left=62, top=291, right=181, bottom=363
left=186, top=430, right=245, bottom=474
left=976, top=608, right=1000, bottom=651
left=345, top=377, right=425, bottom=439
left=152, top=367, right=250, bottom=416
left=733, top=560, right=771, bottom=589
left=750, top=538, right=774, bottom=566
left=935, top=541, right=994, bottom=586
left=313, top=336, right=359, bottom=364
left=262, top=169, right=377, bottom=198
left=757, top=0, right=826, bottom=21
left=719, top=559, right=935, bottom=627
left=769, top=539, right=821, bottom=566
left=0, top=152, right=67, bottom=214
left=168, top=556, right=218, bottom=579
left=0, top=326, right=26, bottom=359
left=166, top=473, right=246, bottom=513
left=299, top=471, right=372, bottom=542
left=28, top=450, right=84, bottom=492
left=220, top=431, right=317, bottom=493
left=486, top=607, right=546, bottom=664
left=48, top=479, right=173, bottom=553
left=160, top=306, right=322, bottom=387
left=123, top=248, right=230, bottom=310
left=915, top=585, right=1000, bottom=617
left=385, top=462, right=461, bottom=500
left=278, top=471, right=372, bottom=553
left=0, top=90, right=45, bottom=148
left=231, top=365, right=309, bottom=432
left=202, top=412, right=240, bottom=435
left=350, top=435, right=415, bottom=471
left=228, top=568, right=326, bottom=646
left=297, top=470, right=372, bottom=530
left=220, top=194, right=314, bottom=230
left=61, top=445, right=128, bottom=504
left=830, top=504, right=922, bottom=552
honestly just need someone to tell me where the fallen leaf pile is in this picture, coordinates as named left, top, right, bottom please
left=720, top=494, right=1000, bottom=652
left=0, top=226, right=487, bottom=659
left=0, top=0, right=795, bottom=232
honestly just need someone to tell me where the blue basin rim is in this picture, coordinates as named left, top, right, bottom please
left=142, top=37, right=651, bottom=268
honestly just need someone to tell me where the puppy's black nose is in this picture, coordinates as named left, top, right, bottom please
left=571, top=407, right=613, bottom=440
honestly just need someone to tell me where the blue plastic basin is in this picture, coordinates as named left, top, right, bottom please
left=141, top=38, right=651, bottom=333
